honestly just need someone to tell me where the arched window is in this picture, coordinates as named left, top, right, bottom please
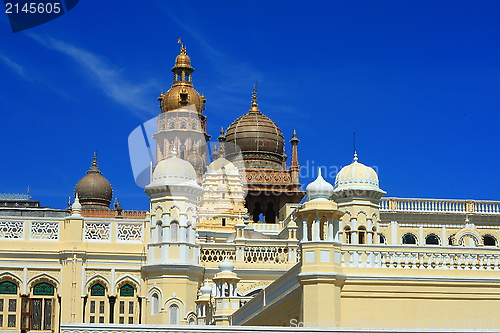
left=169, top=304, right=179, bottom=325
left=156, top=221, right=163, bottom=243
left=425, top=234, right=440, bottom=245
left=171, top=221, right=179, bottom=242
left=379, top=233, right=386, bottom=245
left=0, top=281, right=19, bottom=330
left=116, top=284, right=136, bottom=324
left=402, top=233, right=417, bottom=245
left=31, top=282, right=55, bottom=330
left=448, top=233, right=455, bottom=246
left=344, top=226, right=351, bottom=244
left=189, top=317, right=195, bottom=325
left=358, top=226, right=366, bottom=244
left=483, top=235, right=497, bottom=246
left=151, top=293, right=159, bottom=315
left=87, top=282, right=108, bottom=324
left=186, top=223, right=192, bottom=243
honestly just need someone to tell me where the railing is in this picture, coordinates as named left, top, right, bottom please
left=252, top=222, right=283, bottom=234
left=199, top=240, right=300, bottom=265
left=380, top=197, right=500, bottom=214
left=342, top=244, right=500, bottom=270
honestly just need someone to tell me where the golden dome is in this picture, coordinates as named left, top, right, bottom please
left=225, top=87, right=285, bottom=169
left=74, top=153, right=113, bottom=210
left=158, top=44, right=206, bottom=114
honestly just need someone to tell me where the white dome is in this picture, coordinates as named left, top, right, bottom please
left=207, top=157, right=238, bottom=174
left=218, top=258, right=235, bottom=273
left=306, top=168, right=334, bottom=201
left=200, top=281, right=212, bottom=296
left=334, top=153, right=380, bottom=191
left=150, top=153, right=197, bottom=186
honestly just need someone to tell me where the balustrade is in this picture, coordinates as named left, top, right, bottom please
left=381, top=197, right=500, bottom=214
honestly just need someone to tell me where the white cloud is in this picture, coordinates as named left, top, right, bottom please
left=29, top=34, right=157, bottom=118
left=0, top=54, right=30, bottom=80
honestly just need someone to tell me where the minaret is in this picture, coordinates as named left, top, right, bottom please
left=290, top=130, right=300, bottom=184
left=154, top=42, right=209, bottom=180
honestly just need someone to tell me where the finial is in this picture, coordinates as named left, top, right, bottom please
left=249, top=83, right=259, bottom=113
left=353, top=151, right=358, bottom=162
left=318, top=167, right=323, bottom=178
left=172, top=146, right=178, bottom=157
left=177, top=38, right=186, bottom=54
left=92, top=151, right=98, bottom=167
left=71, top=194, right=82, bottom=215
left=290, top=130, right=299, bottom=144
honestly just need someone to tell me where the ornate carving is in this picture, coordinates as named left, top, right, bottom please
left=0, top=220, right=24, bottom=239
left=117, top=223, right=143, bottom=241
left=30, top=221, right=59, bottom=240
left=84, top=222, right=110, bottom=241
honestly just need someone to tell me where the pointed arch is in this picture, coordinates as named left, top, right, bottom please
left=27, top=273, right=59, bottom=295
left=85, top=275, right=111, bottom=294
left=0, top=272, right=22, bottom=287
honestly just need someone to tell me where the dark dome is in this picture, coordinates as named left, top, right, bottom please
left=225, top=88, right=285, bottom=169
left=74, top=153, right=112, bottom=210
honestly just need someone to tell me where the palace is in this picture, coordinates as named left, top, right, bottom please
left=1, top=44, right=500, bottom=333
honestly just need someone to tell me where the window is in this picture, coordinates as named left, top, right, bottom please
left=116, top=284, right=136, bottom=325
left=425, top=234, right=440, bottom=245
left=402, top=233, right=417, bottom=245
left=343, top=227, right=351, bottom=244
left=169, top=304, right=179, bottom=325
left=222, top=218, right=226, bottom=227
left=87, top=282, right=108, bottom=324
left=483, top=235, right=497, bottom=246
left=151, top=294, right=159, bottom=315
left=171, top=221, right=179, bottom=242
left=0, top=281, right=19, bottom=330
left=358, top=226, right=366, bottom=244
left=156, top=221, right=163, bottom=243
left=31, top=282, right=55, bottom=331
left=379, top=233, right=386, bottom=245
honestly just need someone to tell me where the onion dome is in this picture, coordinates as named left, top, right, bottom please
left=225, top=86, right=285, bottom=169
left=158, top=44, right=206, bottom=114
left=200, top=281, right=212, bottom=297
left=74, top=153, right=113, bottom=210
left=306, top=168, right=334, bottom=201
left=333, top=152, right=386, bottom=199
left=218, top=258, right=235, bottom=273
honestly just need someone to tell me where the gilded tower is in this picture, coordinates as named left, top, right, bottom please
left=154, top=43, right=209, bottom=182
left=225, top=87, right=304, bottom=223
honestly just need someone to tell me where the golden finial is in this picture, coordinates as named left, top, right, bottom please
left=92, top=151, right=98, bottom=167
left=249, top=83, right=259, bottom=113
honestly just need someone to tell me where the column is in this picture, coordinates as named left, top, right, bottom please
left=302, top=220, right=308, bottom=242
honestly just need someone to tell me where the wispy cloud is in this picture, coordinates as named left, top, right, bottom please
left=0, top=54, right=31, bottom=80
left=29, top=34, right=157, bottom=118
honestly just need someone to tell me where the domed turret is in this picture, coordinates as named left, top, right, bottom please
left=158, top=43, right=206, bottom=113
left=333, top=152, right=386, bottom=199
left=306, top=168, right=334, bottom=201
left=225, top=86, right=285, bottom=169
left=74, top=153, right=113, bottom=210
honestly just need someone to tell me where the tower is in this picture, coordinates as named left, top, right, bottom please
left=154, top=43, right=209, bottom=182
left=143, top=151, right=205, bottom=325
left=225, top=87, right=304, bottom=223
left=332, top=152, right=386, bottom=245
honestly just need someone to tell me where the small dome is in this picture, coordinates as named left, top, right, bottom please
left=200, top=281, right=212, bottom=296
left=306, top=168, right=334, bottom=201
left=150, top=152, right=197, bottom=186
left=225, top=87, right=284, bottom=169
left=207, top=157, right=238, bottom=174
left=334, top=152, right=380, bottom=190
left=218, top=258, right=235, bottom=273
left=186, top=147, right=206, bottom=174
left=74, top=153, right=112, bottom=210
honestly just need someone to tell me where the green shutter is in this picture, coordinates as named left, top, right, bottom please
left=0, top=281, right=17, bottom=294
left=119, top=284, right=134, bottom=297
left=33, top=282, right=54, bottom=296
left=91, top=283, right=105, bottom=296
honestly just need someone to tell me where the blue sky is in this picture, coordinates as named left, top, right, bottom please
left=1, top=1, right=499, bottom=211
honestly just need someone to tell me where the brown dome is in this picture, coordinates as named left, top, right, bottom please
left=225, top=87, right=285, bottom=169
left=74, top=153, right=112, bottom=210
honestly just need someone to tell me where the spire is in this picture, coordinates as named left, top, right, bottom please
left=290, top=130, right=300, bottom=184
left=249, top=84, right=260, bottom=113
left=88, top=152, right=101, bottom=174
left=353, top=151, right=358, bottom=162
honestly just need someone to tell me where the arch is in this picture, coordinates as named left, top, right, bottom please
left=156, top=220, right=163, bottom=243
left=358, top=226, right=367, bottom=244
left=169, top=303, right=179, bottom=325
left=185, top=310, right=197, bottom=324
left=27, top=273, right=59, bottom=295
left=379, top=233, right=387, bottom=245
left=115, top=276, right=140, bottom=296
left=343, top=226, right=352, bottom=244
left=402, top=233, right=417, bottom=245
left=170, top=221, right=179, bottom=242
left=448, top=233, right=456, bottom=246
left=0, top=272, right=22, bottom=288
left=151, top=293, right=160, bottom=315
left=425, top=234, right=440, bottom=246
left=483, top=234, right=497, bottom=247
left=455, top=228, right=481, bottom=247
left=85, top=275, right=111, bottom=293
